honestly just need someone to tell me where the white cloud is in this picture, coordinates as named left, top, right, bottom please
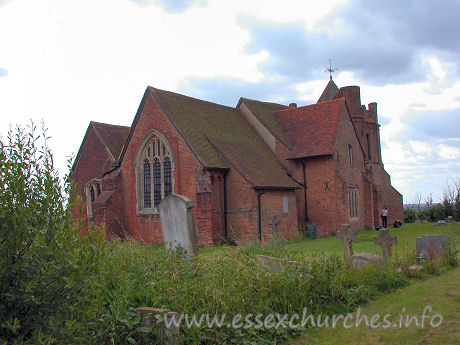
left=0, top=0, right=459, bottom=203
left=437, top=144, right=460, bottom=160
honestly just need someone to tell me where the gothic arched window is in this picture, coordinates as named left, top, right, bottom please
left=137, top=133, right=174, bottom=212
left=348, top=187, right=359, bottom=219
left=85, top=179, right=102, bottom=219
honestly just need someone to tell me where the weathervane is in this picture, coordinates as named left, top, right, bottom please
left=325, top=59, right=337, bottom=80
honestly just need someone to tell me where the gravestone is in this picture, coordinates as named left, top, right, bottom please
left=135, top=307, right=180, bottom=345
left=258, top=254, right=299, bottom=273
left=336, top=224, right=357, bottom=264
left=269, top=214, right=282, bottom=246
left=416, top=234, right=450, bottom=258
left=158, top=194, right=198, bottom=255
left=351, top=253, right=384, bottom=269
left=373, top=229, right=397, bottom=259
left=269, top=215, right=281, bottom=237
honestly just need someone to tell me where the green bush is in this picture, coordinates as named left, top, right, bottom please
left=403, top=209, right=416, bottom=223
left=0, top=124, right=118, bottom=344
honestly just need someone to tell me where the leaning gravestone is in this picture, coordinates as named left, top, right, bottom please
left=158, top=194, right=198, bottom=255
left=373, top=229, right=397, bottom=259
left=257, top=254, right=299, bottom=273
left=336, top=224, right=357, bottom=265
left=351, top=253, right=384, bottom=269
left=416, top=234, right=450, bottom=258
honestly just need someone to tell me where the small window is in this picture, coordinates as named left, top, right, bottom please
left=90, top=186, right=95, bottom=203
left=348, top=187, right=359, bottom=218
left=86, top=179, right=102, bottom=219
left=348, top=145, right=353, bottom=166
left=366, top=134, right=371, bottom=160
left=282, top=196, right=289, bottom=214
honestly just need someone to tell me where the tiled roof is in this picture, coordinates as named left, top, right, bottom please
left=274, top=98, right=346, bottom=159
left=149, top=87, right=298, bottom=189
left=92, top=122, right=131, bottom=160
left=239, top=98, right=291, bottom=147
left=317, top=79, right=339, bottom=103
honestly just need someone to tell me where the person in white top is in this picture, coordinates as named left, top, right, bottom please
left=381, top=206, right=388, bottom=228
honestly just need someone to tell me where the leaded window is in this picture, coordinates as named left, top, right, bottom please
left=164, top=157, right=172, bottom=198
left=138, top=133, right=174, bottom=211
left=153, top=159, right=162, bottom=207
left=348, top=187, right=359, bottom=219
left=143, top=160, right=151, bottom=208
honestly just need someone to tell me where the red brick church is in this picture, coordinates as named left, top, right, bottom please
left=71, top=79, right=404, bottom=245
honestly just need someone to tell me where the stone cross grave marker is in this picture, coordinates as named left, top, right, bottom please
left=337, top=224, right=357, bottom=264
left=373, top=228, right=397, bottom=259
left=158, top=194, right=198, bottom=255
left=269, top=214, right=281, bottom=237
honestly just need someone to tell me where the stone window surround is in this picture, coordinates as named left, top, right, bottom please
left=347, top=144, right=353, bottom=167
left=135, top=130, right=175, bottom=215
left=347, top=186, right=359, bottom=219
left=85, top=178, right=102, bottom=218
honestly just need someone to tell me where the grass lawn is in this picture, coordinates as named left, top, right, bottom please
left=290, top=266, right=460, bottom=345
left=284, top=223, right=460, bottom=258
left=198, top=223, right=460, bottom=259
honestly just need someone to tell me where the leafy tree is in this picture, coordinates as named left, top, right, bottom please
left=404, top=208, right=416, bottom=223
left=0, top=123, right=106, bottom=343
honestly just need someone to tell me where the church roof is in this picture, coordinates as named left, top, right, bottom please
left=91, top=121, right=131, bottom=160
left=317, top=79, right=339, bottom=103
left=274, top=98, right=346, bottom=159
left=148, top=87, right=298, bottom=189
left=238, top=98, right=291, bottom=147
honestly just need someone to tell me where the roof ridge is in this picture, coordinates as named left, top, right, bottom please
left=274, top=97, right=346, bottom=114
left=240, top=97, right=288, bottom=108
left=148, top=86, right=238, bottom=111
left=91, top=121, right=130, bottom=129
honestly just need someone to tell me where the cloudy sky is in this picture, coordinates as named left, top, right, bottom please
left=1, top=0, right=459, bottom=203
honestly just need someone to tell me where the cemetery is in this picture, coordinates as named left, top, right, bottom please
left=114, top=194, right=459, bottom=344
left=1, top=129, right=459, bottom=344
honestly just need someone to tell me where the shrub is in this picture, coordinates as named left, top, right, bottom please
left=404, top=209, right=416, bottom=223
left=0, top=124, right=112, bottom=344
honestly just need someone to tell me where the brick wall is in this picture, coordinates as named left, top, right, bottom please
left=71, top=124, right=114, bottom=220
left=118, top=92, right=215, bottom=245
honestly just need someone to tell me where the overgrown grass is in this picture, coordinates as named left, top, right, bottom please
left=95, top=241, right=410, bottom=344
